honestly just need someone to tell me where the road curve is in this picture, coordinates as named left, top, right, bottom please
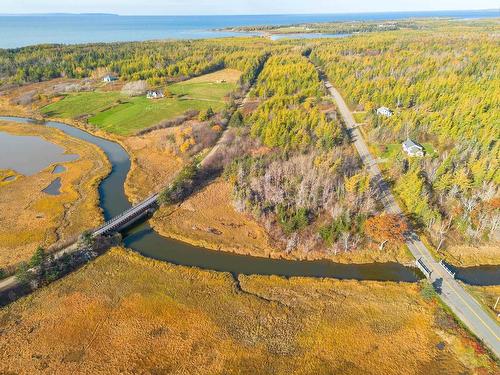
left=322, top=78, right=500, bottom=358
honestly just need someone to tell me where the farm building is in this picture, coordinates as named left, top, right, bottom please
left=102, top=75, right=118, bottom=83
left=402, top=139, right=424, bottom=157
left=146, top=90, right=164, bottom=99
left=377, top=106, right=393, bottom=117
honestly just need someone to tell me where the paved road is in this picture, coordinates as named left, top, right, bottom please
left=323, top=79, right=500, bottom=358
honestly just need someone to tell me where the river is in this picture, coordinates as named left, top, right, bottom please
left=1, top=116, right=498, bottom=285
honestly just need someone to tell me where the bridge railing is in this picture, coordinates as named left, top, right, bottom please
left=439, top=260, right=456, bottom=278
left=93, top=193, right=159, bottom=235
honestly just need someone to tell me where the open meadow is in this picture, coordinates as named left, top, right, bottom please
left=0, top=247, right=496, bottom=374
left=39, top=69, right=240, bottom=135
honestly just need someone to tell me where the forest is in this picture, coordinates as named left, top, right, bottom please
left=311, top=28, right=499, bottom=254
left=1, top=22, right=497, bottom=259
left=0, top=38, right=270, bottom=87
left=223, top=50, right=389, bottom=255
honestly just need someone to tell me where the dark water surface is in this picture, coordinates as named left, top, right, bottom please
left=0, top=10, right=498, bottom=48
left=0, top=131, right=77, bottom=175
left=42, top=177, right=61, bottom=195
left=52, top=165, right=67, bottom=174
left=1, top=116, right=497, bottom=285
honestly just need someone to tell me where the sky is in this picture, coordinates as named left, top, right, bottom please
left=1, top=0, right=498, bottom=15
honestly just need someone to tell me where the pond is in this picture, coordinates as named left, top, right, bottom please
left=52, top=165, right=67, bottom=174
left=42, top=177, right=62, bottom=196
left=0, top=130, right=78, bottom=176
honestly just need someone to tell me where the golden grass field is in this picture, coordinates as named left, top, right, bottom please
left=442, top=244, right=500, bottom=267
left=181, top=68, right=242, bottom=84
left=0, top=121, right=109, bottom=269
left=151, top=179, right=277, bottom=258
left=0, top=247, right=496, bottom=374
left=123, top=127, right=186, bottom=203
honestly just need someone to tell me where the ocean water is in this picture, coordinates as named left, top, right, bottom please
left=0, top=10, right=498, bottom=48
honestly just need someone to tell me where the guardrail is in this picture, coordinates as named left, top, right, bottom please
left=416, top=258, right=432, bottom=279
left=439, top=260, right=456, bottom=279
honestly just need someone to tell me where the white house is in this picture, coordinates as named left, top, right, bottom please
left=402, top=139, right=424, bottom=157
left=376, top=106, right=393, bottom=117
left=102, top=75, right=118, bottom=83
left=146, top=90, right=164, bottom=99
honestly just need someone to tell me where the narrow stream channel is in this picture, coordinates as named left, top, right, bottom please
left=2, top=116, right=497, bottom=285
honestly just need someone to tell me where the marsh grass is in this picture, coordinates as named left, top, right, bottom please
left=0, top=248, right=496, bottom=374
left=0, top=121, right=109, bottom=269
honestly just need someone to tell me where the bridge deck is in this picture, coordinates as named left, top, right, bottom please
left=93, top=193, right=158, bottom=236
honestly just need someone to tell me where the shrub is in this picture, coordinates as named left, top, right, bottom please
left=228, top=110, right=244, bottom=127
left=158, top=157, right=201, bottom=205
left=277, top=205, right=309, bottom=234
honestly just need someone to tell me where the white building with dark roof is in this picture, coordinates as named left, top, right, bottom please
left=146, top=90, right=164, bottom=99
left=102, top=75, right=118, bottom=83
left=402, top=139, right=424, bottom=157
left=377, top=106, right=393, bottom=117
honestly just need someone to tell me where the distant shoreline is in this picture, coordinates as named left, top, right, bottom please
left=0, top=10, right=498, bottom=49
left=0, top=9, right=498, bottom=17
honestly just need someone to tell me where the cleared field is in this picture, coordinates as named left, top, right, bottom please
left=39, top=69, right=240, bottom=135
left=0, top=247, right=495, bottom=374
left=88, top=96, right=223, bottom=135
left=378, top=142, right=437, bottom=160
left=169, top=68, right=240, bottom=101
left=181, top=68, right=242, bottom=84
left=41, top=92, right=122, bottom=118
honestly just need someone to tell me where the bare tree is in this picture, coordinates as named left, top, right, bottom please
left=121, top=80, right=148, bottom=96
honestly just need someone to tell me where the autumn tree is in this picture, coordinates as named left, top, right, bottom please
left=365, top=214, right=408, bottom=250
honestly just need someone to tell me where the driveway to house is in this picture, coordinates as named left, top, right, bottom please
left=322, top=78, right=500, bottom=358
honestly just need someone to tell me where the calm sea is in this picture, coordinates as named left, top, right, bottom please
left=0, top=10, right=498, bottom=48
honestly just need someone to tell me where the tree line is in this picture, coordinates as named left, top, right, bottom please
left=0, top=38, right=271, bottom=87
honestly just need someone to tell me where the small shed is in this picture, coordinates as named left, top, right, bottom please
left=102, top=75, right=118, bottom=83
left=402, top=139, right=424, bottom=157
left=376, top=106, right=393, bottom=117
left=146, top=90, right=164, bottom=99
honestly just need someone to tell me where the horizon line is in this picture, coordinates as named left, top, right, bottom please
left=0, top=8, right=498, bottom=17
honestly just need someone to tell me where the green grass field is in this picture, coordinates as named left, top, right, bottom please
left=41, top=92, right=122, bottom=118
left=169, top=81, right=237, bottom=102
left=40, top=71, right=239, bottom=135
left=89, top=96, right=224, bottom=135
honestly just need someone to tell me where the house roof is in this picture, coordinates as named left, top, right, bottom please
left=402, top=139, right=423, bottom=150
left=377, top=106, right=392, bottom=112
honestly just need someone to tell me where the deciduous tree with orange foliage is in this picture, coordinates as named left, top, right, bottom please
left=365, top=214, right=408, bottom=250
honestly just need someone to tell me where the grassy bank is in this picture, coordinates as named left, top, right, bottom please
left=0, top=247, right=496, bottom=374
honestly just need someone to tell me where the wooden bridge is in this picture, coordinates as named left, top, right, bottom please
left=93, top=193, right=159, bottom=236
